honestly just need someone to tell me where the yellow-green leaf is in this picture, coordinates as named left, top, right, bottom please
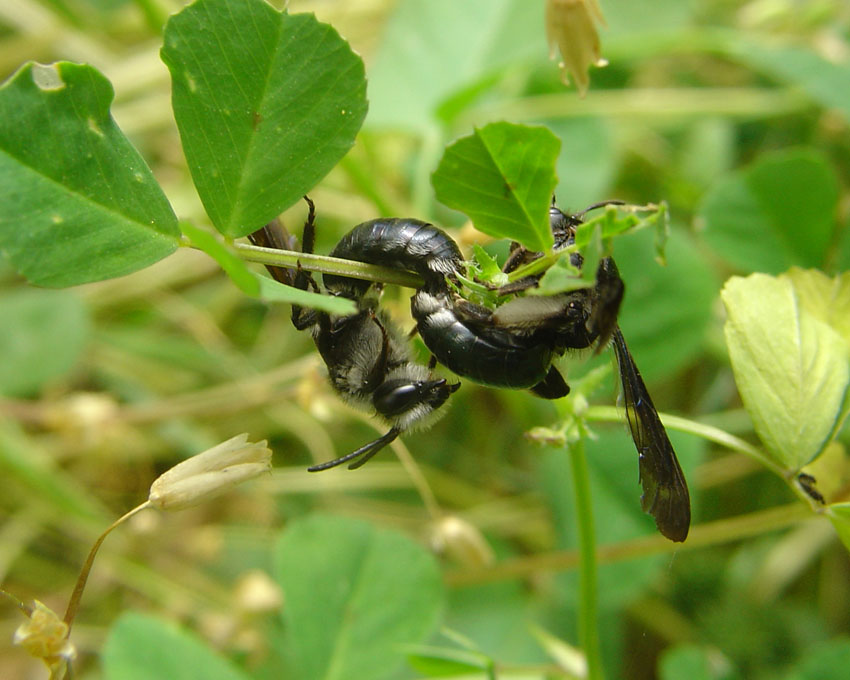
left=722, top=273, right=850, bottom=470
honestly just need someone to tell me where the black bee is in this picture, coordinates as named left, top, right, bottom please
left=248, top=200, right=458, bottom=471
left=312, top=217, right=573, bottom=397
left=409, top=203, right=624, bottom=398
left=251, top=200, right=690, bottom=541
left=411, top=202, right=690, bottom=541
left=338, top=201, right=689, bottom=541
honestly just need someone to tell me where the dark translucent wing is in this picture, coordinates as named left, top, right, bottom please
left=248, top=213, right=321, bottom=329
left=589, top=257, right=624, bottom=354
left=611, top=327, right=691, bottom=542
left=248, top=219, right=297, bottom=286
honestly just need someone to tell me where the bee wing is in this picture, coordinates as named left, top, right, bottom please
left=248, top=219, right=298, bottom=286
left=612, top=328, right=691, bottom=542
left=589, top=257, right=624, bottom=354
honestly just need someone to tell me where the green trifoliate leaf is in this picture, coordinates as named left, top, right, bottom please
left=433, top=122, right=559, bottom=252
left=274, top=515, right=443, bottom=680
left=699, top=149, right=838, bottom=273
left=0, top=62, right=179, bottom=286
left=161, top=0, right=368, bottom=237
left=722, top=272, right=850, bottom=470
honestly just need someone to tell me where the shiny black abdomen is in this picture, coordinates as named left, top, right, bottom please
left=412, top=288, right=555, bottom=389
left=324, top=218, right=463, bottom=296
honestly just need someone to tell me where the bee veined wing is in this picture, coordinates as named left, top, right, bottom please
left=611, top=328, right=691, bottom=542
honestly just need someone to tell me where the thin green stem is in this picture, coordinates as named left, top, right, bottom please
left=462, top=87, right=805, bottom=127
left=231, top=242, right=423, bottom=289
left=129, top=0, right=168, bottom=32
left=504, top=251, right=561, bottom=282
left=0, top=588, right=32, bottom=617
left=583, top=405, right=787, bottom=478
left=64, top=502, right=151, bottom=628
left=583, top=407, right=827, bottom=512
left=388, top=437, right=441, bottom=521
left=444, top=503, right=809, bottom=587
left=567, top=437, right=604, bottom=680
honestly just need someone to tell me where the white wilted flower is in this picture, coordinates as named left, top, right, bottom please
left=233, top=569, right=284, bottom=614
left=149, top=434, right=272, bottom=511
left=13, top=600, right=76, bottom=675
left=545, top=0, right=608, bottom=96
left=430, top=516, right=495, bottom=569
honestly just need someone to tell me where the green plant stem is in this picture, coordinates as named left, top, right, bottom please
left=386, top=429, right=441, bottom=520
left=64, top=502, right=151, bottom=628
left=584, top=406, right=823, bottom=509
left=130, top=0, right=168, bottom=32
left=0, top=588, right=32, bottom=617
left=567, top=437, right=604, bottom=680
left=583, top=405, right=785, bottom=477
left=444, top=502, right=810, bottom=587
left=466, top=87, right=805, bottom=126
left=231, top=242, right=424, bottom=289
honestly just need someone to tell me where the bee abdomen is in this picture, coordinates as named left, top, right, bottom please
left=326, top=218, right=463, bottom=291
left=412, top=288, right=555, bottom=389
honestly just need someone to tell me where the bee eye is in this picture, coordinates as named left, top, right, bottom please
left=373, top=378, right=448, bottom=417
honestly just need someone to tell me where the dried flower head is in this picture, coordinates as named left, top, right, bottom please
left=234, top=569, right=284, bottom=614
left=430, top=516, right=495, bottom=568
left=13, top=600, right=76, bottom=675
left=149, top=433, right=272, bottom=511
left=545, top=0, right=608, bottom=96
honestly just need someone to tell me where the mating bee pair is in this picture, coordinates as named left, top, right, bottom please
left=249, top=200, right=690, bottom=542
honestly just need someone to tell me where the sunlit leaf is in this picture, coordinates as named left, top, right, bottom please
left=785, top=268, right=850, bottom=343
left=722, top=273, right=850, bottom=470
left=0, top=62, right=179, bottom=286
left=161, top=0, right=367, bottom=237
left=433, top=122, right=559, bottom=252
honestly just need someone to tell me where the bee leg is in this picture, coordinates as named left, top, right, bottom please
left=529, top=366, right=570, bottom=399
left=248, top=196, right=324, bottom=330
left=364, top=309, right=392, bottom=387
left=797, top=472, right=826, bottom=504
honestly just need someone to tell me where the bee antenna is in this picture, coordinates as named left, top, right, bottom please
left=307, top=428, right=400, bottom=472
left=578, top=199, right=626, bottom=217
